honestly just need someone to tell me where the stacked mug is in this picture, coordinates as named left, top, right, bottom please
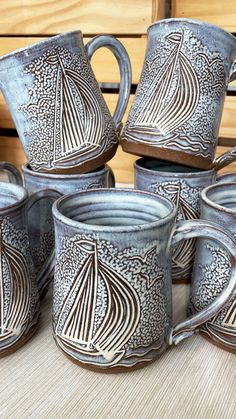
left=0, top=18, right=235, bottom=370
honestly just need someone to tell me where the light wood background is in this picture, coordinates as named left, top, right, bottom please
left=0, top=0, right=236, bottom=182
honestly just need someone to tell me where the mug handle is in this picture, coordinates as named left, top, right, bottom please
left=214, top=62, right=236, bottom=170
left=168, top=219, right=236, bottom=346
left=27, top=189, right=62, bottom=298
left=85, top=35, right=132, bottom=131
left=0, top=162, right=23, bottom=186
left=106, top=165, right=115, bottom=187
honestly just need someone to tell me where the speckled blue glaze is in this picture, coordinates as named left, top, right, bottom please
left=189, top=182, right=236, bottom=351
left=134, top=158, right=216, bottom=282
left=0, top=32, right=131, bottom=173
left=122, top=18, right=236, bottom=170
left=0, top=182, right=41, bottom=354
left=52, top=188, right=236, bottom=370
left=22, top=164, right=115, bottom=296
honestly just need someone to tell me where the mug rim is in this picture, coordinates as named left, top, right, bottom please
left=134, top=158, right=215, bottom=178
left=52, top=188, right=177, bottom=233
left=22, top=163, right=107, bottom=179
left=0, top=182, right=28, bottom=213
left=201, top=182, right=236, bottom=215
left=0, top=30, right=83, bottom=66
left=148, top=18, right=236, bottom=42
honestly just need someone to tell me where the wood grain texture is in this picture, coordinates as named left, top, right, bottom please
left=0, top=0, right=152, bottom=35
left=0, top=284, right=235, bottom=419
left=172, top=0, right=236, bottom=32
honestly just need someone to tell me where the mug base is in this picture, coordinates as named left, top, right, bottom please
left=31, top=143, right=118, bottom=175
left=121, top=139, right=213, bottom=170
left=54, top=335, right=168, bottom=373
left=0, top=317, right=40, bottom=358
left=199, top=329, right=236, bottom=354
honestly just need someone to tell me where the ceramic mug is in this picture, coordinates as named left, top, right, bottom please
left=134, top=158, right=216, bottom=282
left=0, top=182, right=58, bottom=356
left=189, top=182, right=236, bottom=352
left=52, top=188, right=236, bottom=370
left=216, top=172, right=236, bottom=183
left=0, top=161, right=23, bottom=186
left=0, top=31, right=131, bottom=173
left=22, top=163, right=115, bottom=295
left=121, top=18, right=236, bottom=171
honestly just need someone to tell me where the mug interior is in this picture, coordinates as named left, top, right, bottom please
left=0, top=182, right=26, bottom=209
left=54, top=189, right=174, bottom=229
left=136, top=157, right=205, bottom=174
left=204, top=183, right=236, bottom=211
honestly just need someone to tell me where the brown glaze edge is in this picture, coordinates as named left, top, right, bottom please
left=33, top=143, right=118, bottom=175
left=199, top=329, right=236, bottom=354
left=121, top=139, right=213, bottom=170
left=54, top=335, right=169, bottom=373
left=0, top=318, right=40, bottom=358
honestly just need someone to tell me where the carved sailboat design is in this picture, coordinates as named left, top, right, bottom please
left=161, top=183, right=198, bottom=272
left=47, top=54, right=104, bottom=165
left=222, top=301, right=236, bottom=328
left=56, top=239, right=140, bottom=364
left=0, top=230, right=31, bottom=344
left=128, top=32, right=200, bottom=141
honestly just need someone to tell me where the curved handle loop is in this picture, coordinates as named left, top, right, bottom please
left=27, top=189, right=62, bottom=298
left=0, top=162, right=23, bottom=186
left=168, top=219, right=236, bottom=346
left=214, top=62, right=236, bottom=170
left=85, top=35, right=131, bottom=130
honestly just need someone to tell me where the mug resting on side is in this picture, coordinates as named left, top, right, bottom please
left=134, top=158, right=216, bottom=282
left=0, top=31, right=131, bottom=173
left=189, top=182, right=236, bottom=352
left=122, top=18, right=236, bottom=171
left=52, top=188, right=236, bottom=371
left=22, top=164, right=115, bottom=296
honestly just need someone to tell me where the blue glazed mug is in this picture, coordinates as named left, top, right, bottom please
left=189, top=182, right=236, bottom=352
left=52, top=188, right=236, bottom=370
left=0, top=31, right=131, bottom=174
left=22, top=163, right=115, bottom=295
left=134, top=157, right=216, bottom=282
left=0, top=182, right=58, bottom=355
left=0, top=162, right=60, bottom=297
left=122, top=18, right=236, bottom=171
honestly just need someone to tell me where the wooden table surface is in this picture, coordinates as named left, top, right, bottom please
left=1, top=283, right=235, bottom=419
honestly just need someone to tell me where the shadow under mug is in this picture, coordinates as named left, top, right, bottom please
left=52, top=188, right=236, bottom=371
left=189, top=182, right=236, bottom=352
left=22, top=164, right=115, bottom=296
left=134, top=158, right=216, bottom=282
left=0, top=31, right=131, bottom=174
left=121, top=18, right=236, bottom=171
left=0, top=182, right=59, bottom=356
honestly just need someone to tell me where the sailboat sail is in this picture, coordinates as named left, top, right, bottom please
left=56, top=239, right=140, bottom=363
left=129, top=32, right=200, bottom=139
left=48, top=54, right=104, bottom=165
left=222, top=300, right=236, bottom=328
left=0, top=229, right=31, bottom=343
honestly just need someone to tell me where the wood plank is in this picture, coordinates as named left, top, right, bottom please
left=0, top=37, right=146, bottom=85
left=0, top=0, right=153, bottom=35
left=172, top=0, right=236, bottom=32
